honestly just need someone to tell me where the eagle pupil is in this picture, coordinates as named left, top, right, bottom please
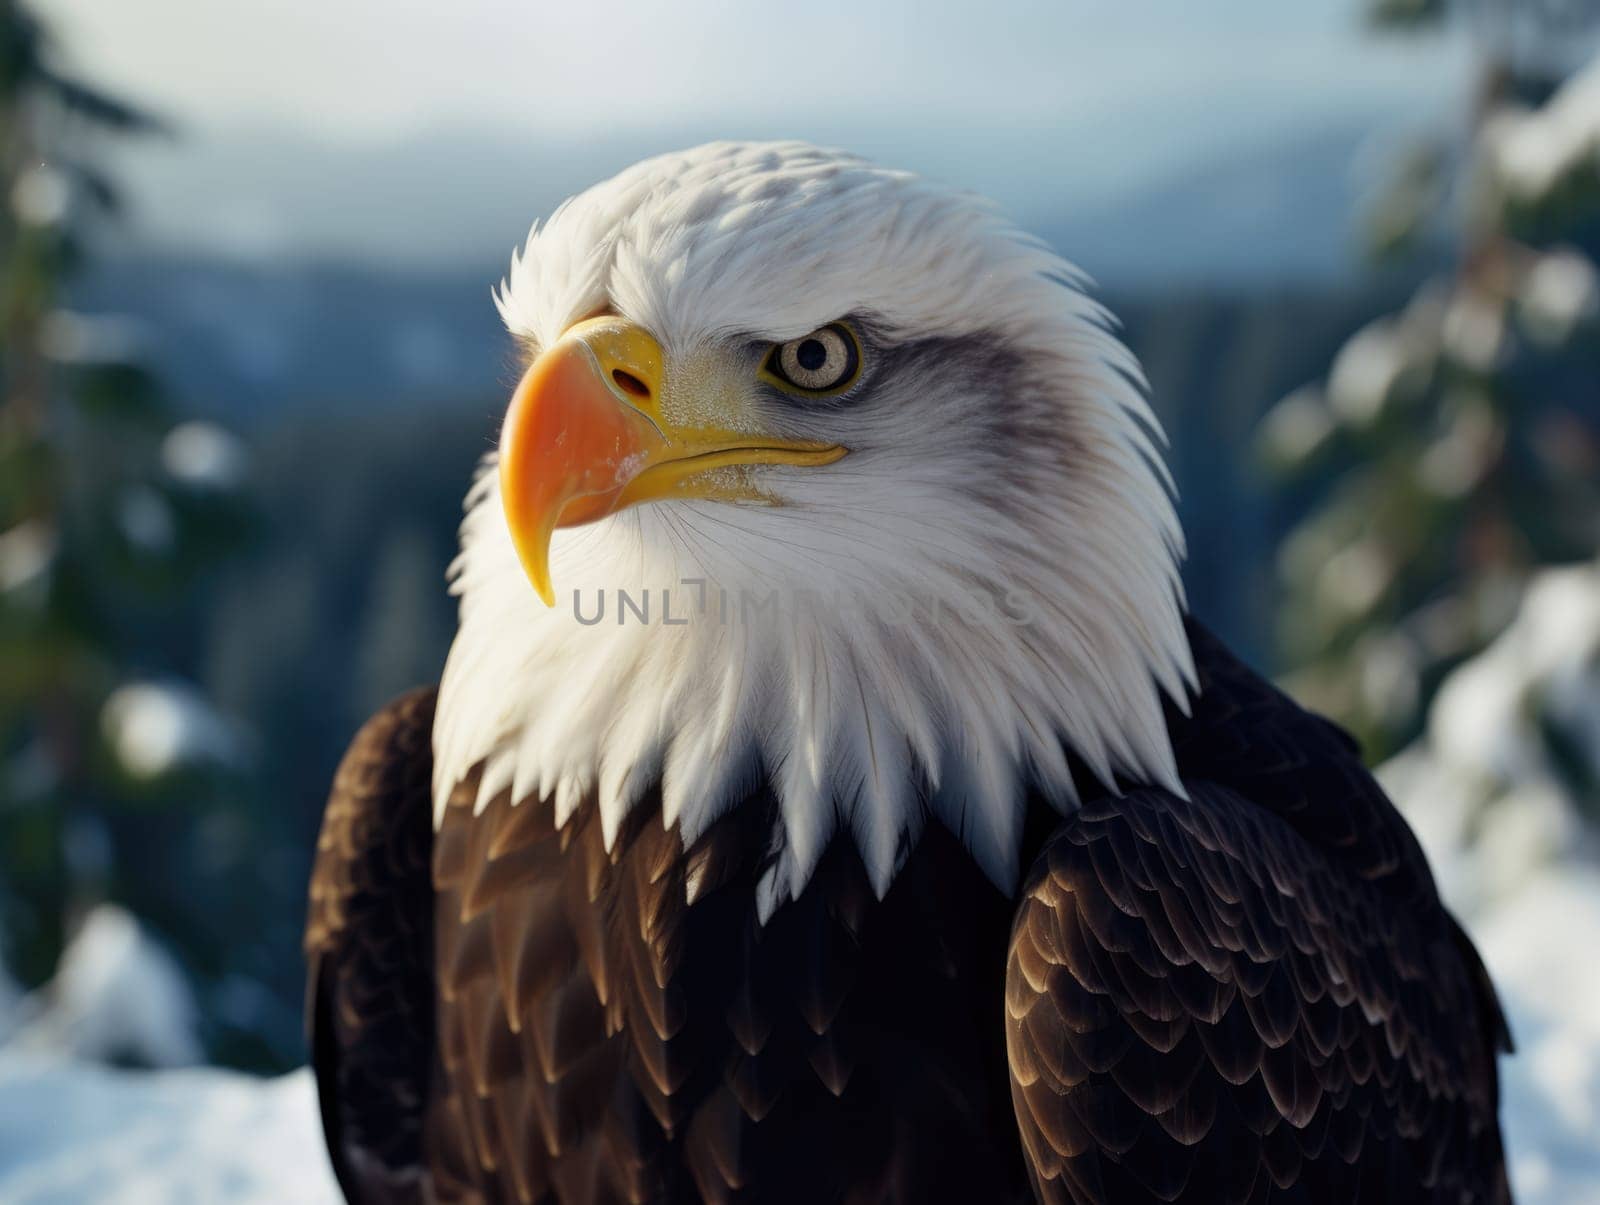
left=796, top=339, right=827, bottom=371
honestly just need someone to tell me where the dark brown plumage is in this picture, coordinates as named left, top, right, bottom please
left=305, top=620, right=1512, bottom=1204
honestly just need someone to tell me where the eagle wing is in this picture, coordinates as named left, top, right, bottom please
left=1005, top=622, right=1512, bottom=1205
left=304, top=687, right=437, bottom=1205
left=1004, top=784, right=1512, bottom=1205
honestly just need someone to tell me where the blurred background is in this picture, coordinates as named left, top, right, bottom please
left=1, top=0, right=1599, bottom=1198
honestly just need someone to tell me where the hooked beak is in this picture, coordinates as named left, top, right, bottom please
left=497, top=316, right=847, bottom=605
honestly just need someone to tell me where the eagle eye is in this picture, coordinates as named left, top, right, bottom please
left=761, top=322, right=862, bottom=396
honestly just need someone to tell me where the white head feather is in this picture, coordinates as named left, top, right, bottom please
left=433, top=141, right=1194, bottom=918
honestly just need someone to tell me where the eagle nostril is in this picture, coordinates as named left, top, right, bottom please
left=612, top=369, right=651, bottom=401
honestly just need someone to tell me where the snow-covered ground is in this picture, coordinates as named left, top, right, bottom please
left=1477, top=867, right=1600, bottom=1205
left=1, top=564, right=1598, bottom=1202
left=0, top=1057, right=338, bottom=1204
left=1, top=906, right=202, bottom=1068
left=2, top=892, right=1596, bottom=1205
left=0, top=904, right=331, bottom=1202
left=7, top=890, right=1596, bottom=1205
left=1381, top=561, right=1600, bottom=1204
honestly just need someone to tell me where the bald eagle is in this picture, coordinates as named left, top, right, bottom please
left=305, top=142, right=1512, bottom=1204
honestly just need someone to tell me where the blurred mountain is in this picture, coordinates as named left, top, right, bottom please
left=74, top=255, right=514, bottom=428
left=1048, top=121, right=1392, bottom=286
left=97, top=111, right=1398, bottom=271
left=73, top=119, right=1405, bottom=425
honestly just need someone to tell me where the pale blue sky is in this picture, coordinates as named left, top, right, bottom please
left=38, top=0, right=1482, bottom=265
left=43, top=0, right=1473, bottom=137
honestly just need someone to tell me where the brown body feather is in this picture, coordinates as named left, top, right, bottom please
left=306, top=621, right=1511, bottom=1204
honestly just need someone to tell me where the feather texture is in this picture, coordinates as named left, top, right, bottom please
left=1003, top=622, right=1511, bottom=1205
left=427, top=763, right=1030, bottom=1203
left=307, top=623, right=1511, bottom=1204
left=1007, top=788, right=1510, bottom=1204
left=305, top=688, right=437, bottom=1205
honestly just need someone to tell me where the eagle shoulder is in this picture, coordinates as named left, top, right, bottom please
left=1004, top=628, right=1514, bottom=1205
left=305, top=687, right=437, bottom=1205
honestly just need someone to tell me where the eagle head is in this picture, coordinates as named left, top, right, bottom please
left=434, top=141, right=1194, bottom=917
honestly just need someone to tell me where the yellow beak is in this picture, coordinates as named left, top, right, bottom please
left=498, top=316, right=847, bottom=605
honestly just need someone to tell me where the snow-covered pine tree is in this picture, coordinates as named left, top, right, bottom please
left=0, top=2, right=269, bottom=1065
left=1261, top=0, right=1600, bottom=758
